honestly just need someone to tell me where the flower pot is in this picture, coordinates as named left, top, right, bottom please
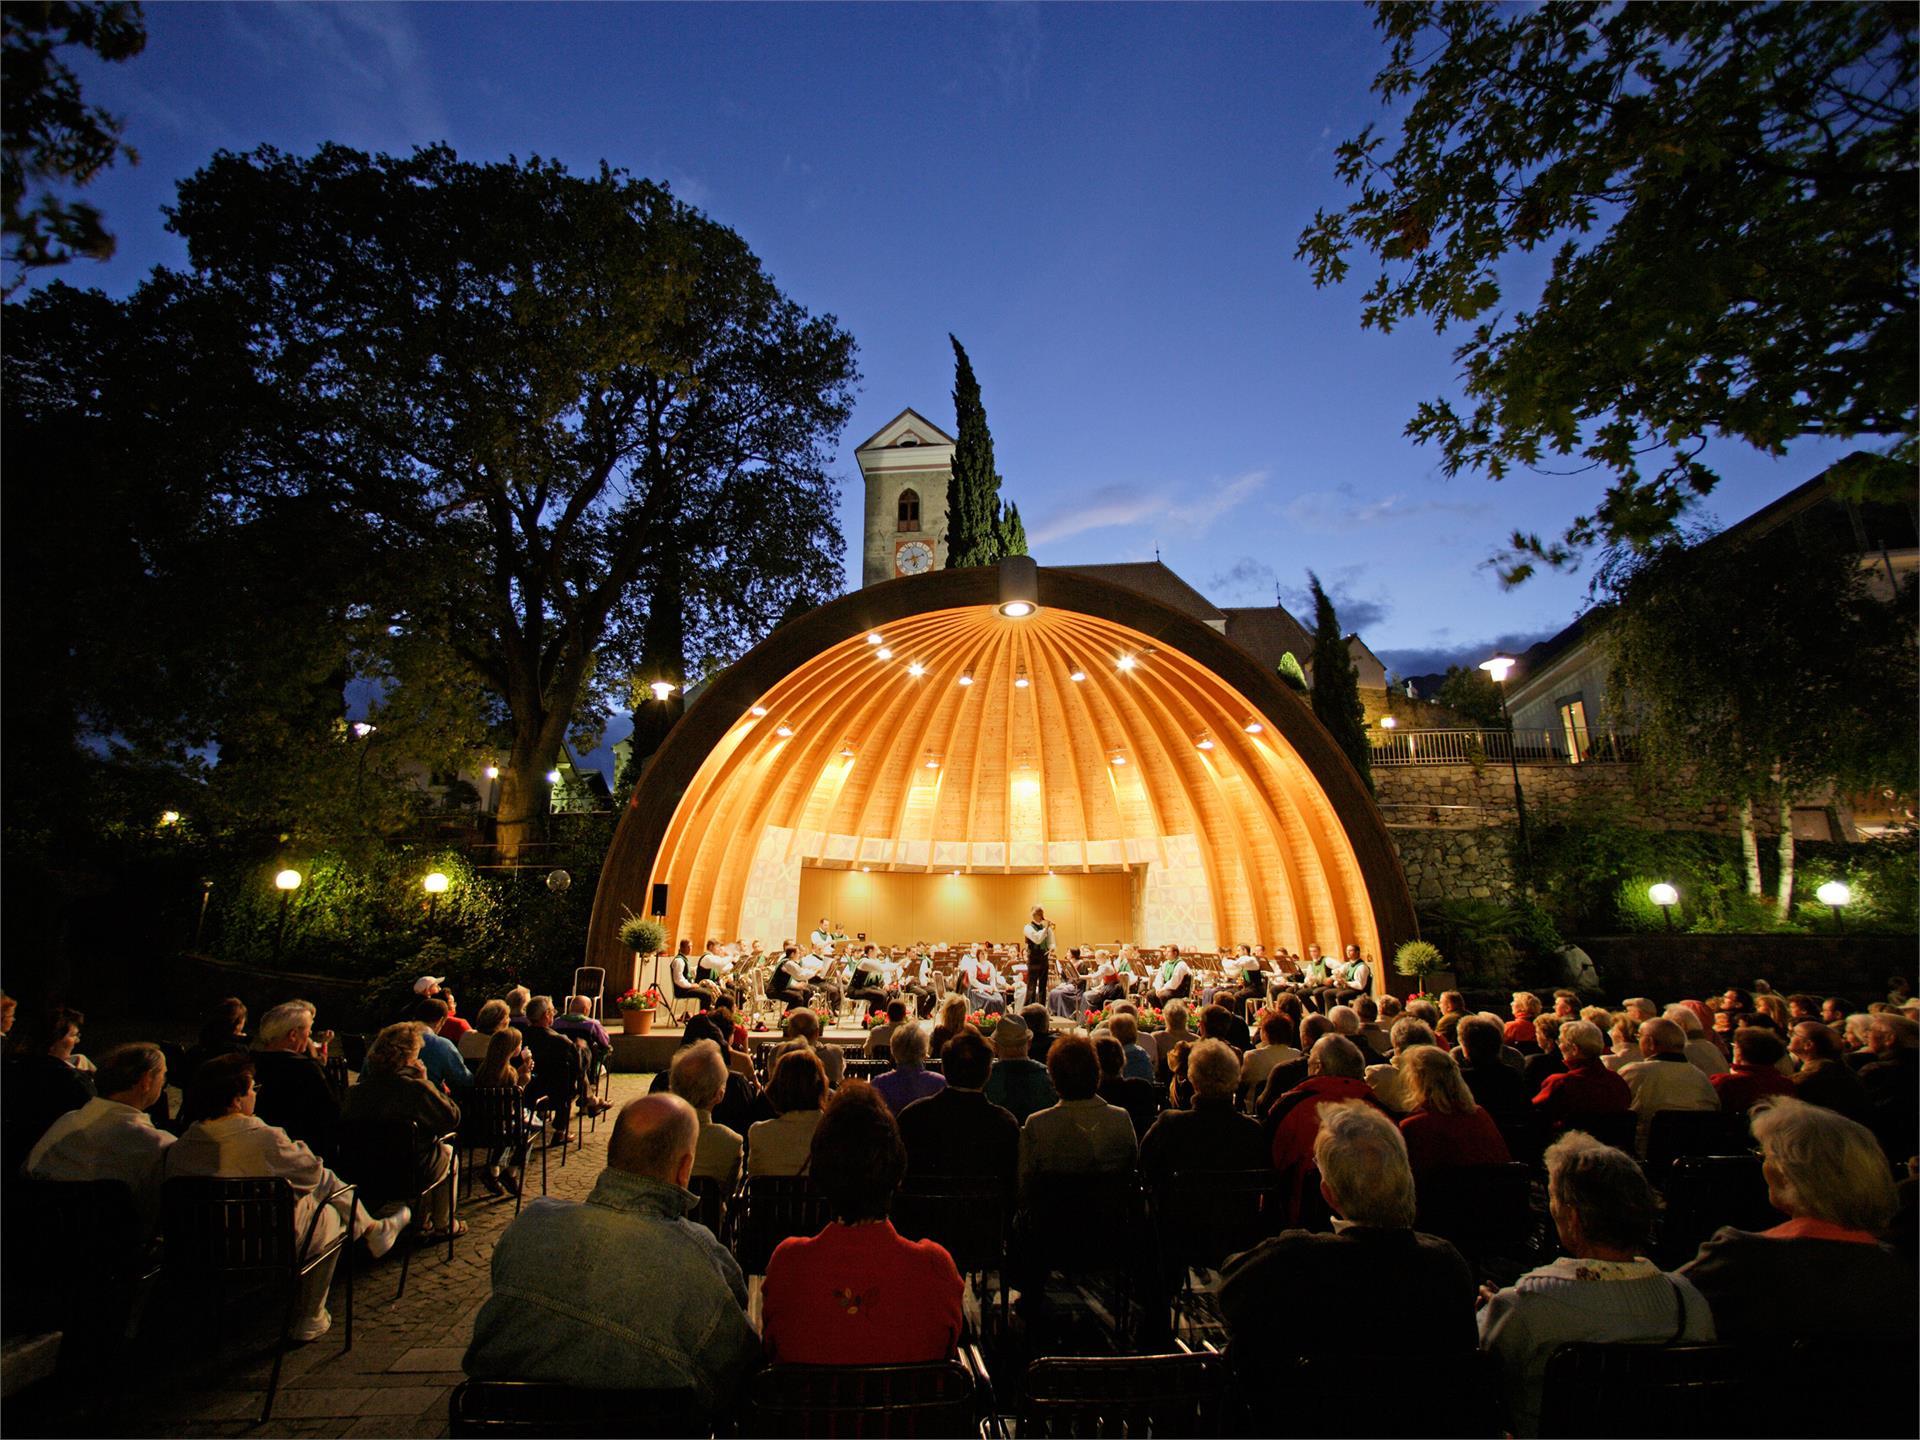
left=621, top=1006, right=656, bottom=1035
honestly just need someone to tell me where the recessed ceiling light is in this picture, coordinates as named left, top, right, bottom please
left=1110, top=749, right=1128, bottom=766
left=866, top=633, right=884, bottom=645
left=1195, top=733, right=1215, bottom=750
left=876, top=647, right=893, bottom=660
left=1243, top=718, right=1264, bottom=734
left=907, top=660, right=926, bottom=678
left=1116, top=655, right=1137, bottom=672
left=750, top=705, right=768, bottom=717
left=1068, top=661, right=1087, bottom=683
left=775, top=724, right=794, bottom=737
left=1014, top=665, right=1029, bottom=689
left=958, top=669, right=974, bottom=686
left=998, top=601, right=1033, bottom=618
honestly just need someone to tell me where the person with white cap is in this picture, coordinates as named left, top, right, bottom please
left=403, top=974, right=444, bottom=1025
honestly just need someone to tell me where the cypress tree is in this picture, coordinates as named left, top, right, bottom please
left=1307, top=572, right=1373, bottom=793
left=947, top=334, right=1004, bottom=567
left=996, top=499, right=1028, bottom=557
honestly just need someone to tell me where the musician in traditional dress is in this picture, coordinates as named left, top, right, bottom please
left=1023, top=906, right=1057, bottom=1000
left=959, top=946, right=1009, bottom=1015
left=670, top=939, right=720, bottom=1008
left=696, top=939, right=740, bottom=1007
left=1082, top=951, right=1126, bottom=1017
left=847, top=944, right=892, bottom=1017
left=899, top=946, right=936, bottom=1018
left=1047, top=947, right=1087, bottom=1019
left=797, top=948, right=846, bottom=1013
left=766, top=946, right=813, bottom=1010
left=1150, top=947, right=1194, bottom=1005
left=1212, top=944, right=1267, bottom=1014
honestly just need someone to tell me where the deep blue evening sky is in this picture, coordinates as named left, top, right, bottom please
left=55, top=1, right=1852, bottom=689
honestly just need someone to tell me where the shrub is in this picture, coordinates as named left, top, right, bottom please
left=617, top=916, right=667, bottom=955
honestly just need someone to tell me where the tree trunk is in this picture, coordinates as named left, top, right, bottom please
left=493, top=765, right=547, bottom=863
left=1775, top=792, right=1796, bottom=924
left=1739, top=797, right=1763, bottom=896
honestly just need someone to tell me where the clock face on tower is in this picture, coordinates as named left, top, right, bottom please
left=895, top=540, right=934, bottom=576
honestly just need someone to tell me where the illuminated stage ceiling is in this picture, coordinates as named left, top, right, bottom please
left=589, top=565, right=1418, bottom=971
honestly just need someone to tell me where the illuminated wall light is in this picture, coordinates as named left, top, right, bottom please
left=484, top=765, right=500, bottom=779
left=1068, top=659, right=1087, bottom=682
left=866, top=633, right=884, bottom=646
left=1116, top=655, right=1137, bottom=672
left=1109, top=749, right=1128, bottom=766
left=876, top=647, right=894, bottom=660
left=906, top=660, right=926, bottom=678
left=1379, top=716, right=1398, bottom=730
left=775, top=724, right=794, bottom=738
left=1243, top=718, right=1264, bottom=734
left=750, top=705, right=769, bottom=716
left=545, top=769, right=562, bottom=783
left=1195, top=733, right=1215, bottom=751
left=958, top=669, right=974, bottom=686
left=1014, top=665, right=1029, bottom=689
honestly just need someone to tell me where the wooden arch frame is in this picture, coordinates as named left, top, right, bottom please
left=585, top=566, right=1417, bottom=977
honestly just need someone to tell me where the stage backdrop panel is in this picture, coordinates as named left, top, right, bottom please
left=796, top=867, right=1133, bottom=950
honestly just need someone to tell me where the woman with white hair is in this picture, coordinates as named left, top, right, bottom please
left=1679, top=1098, right=1914, bottom=1343
left=1663, top=1004, right=1731, bottom=1078
left=1479, top=1133, right=1713, bottom=1437
left=1398, top=1046, right=1512, bottom=1177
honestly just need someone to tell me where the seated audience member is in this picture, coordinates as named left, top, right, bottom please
left=1665, top=1004, right=1731, bottom=1078
left=435, top=989, right=472, bottom=1042
left=747, top=1049, right=828, bottom=1177
left=1018, top=1036, right=1137, bottom=1198
left=1354, top=995, right=1391, bottom=1060
left=182, top=998, right=249, bottom=1078
left=1712, top=1028, right=1795, bottom=1113
left=1523, top=1016, right=1567, bottom=1093
left=1398, top=1047, right=1512, bottom=1176
left=669, top=1040, right=743, bottom=1188
left=1254, top=1014, right=1332, bottom=1116
left=1327, top=1006, right=1385, bottom=1065
left=1618, top=1017, right=1720, bottom=1154
left=985, top=1013, right=1058, bottom=1123
left=469, top=1027, right=534, bottom=1195
left=1857, top=1014, right=1919, bottom=1146
left=1604, top=1014, right=1641, bottom=1072
left=341, top=1022, right=463, bottom=1237
left=26, top=1042, right=174, bottom=1223
left=1240, top=1012, right=1299, bottom=1104
left=1681, top=1099, right=1916, bottom=1344
left=873, top=1021, right=945, bottom=1114
left=523, top=995, right=607, bottom=1135
left=169, top=1055, right=408, bottom=1342
left=1551, top=989, right=1581, bottom=1020
left=705, top=998, right=754, bottom=1073
left=1139, top=1039, right=1267, bottom=1182
left=552, top=996, right=613, bottom=1082
left=1020, top=1003, right=1057, bottom=1066
left=1532, top=1020, right=1631, bottom=1135
left=462, top=1094, right=760, bottom=1408
left=1150, top=1001, right=1195, bottom=1081
left=1456, top=1016, right=1530, bottom=1126
left=1365, top=1016, right=1437, bottom=1114
left=1095, top=1036, right=1162, bottom=1139
left=252, top=1000, right=341, bottom=1162
left=647, top=1016, right=770, bottom=1135
left=762, top=1082, right=963, bottom=1364
left=504, top=986, right=531, bottom=1027
left=1622, top=997, right=1660, bottom=1025
left=1267, top=1035, right=1391, bottom=1223
left=927, top=995, right=970, bottom=1064
left=774, top=1008, right=846, bottom=1089
left=1198, top=1001, right=1252, bottom=1055
left=0, top=991, right=13, bottom=1037
left=865, top=999, right=910, bottom=1058
left=459, top=999, right=511, bottom=1062
left=3, top=1004, right=94, bottom=1175
left=1221, top=1102, right=1475, bottom=1355
left=1842, top=1013, right=1878, bottom=1068
left=1106, top=1013, right=1156, bottom=1082
left=1788, top=1021, right=1873, bottom=1123
left=1504, top=992, right=1544, bottom=1052
left=1481, top=1133, right=1713, bottom=1437
left=1165, top=1039, right=1196, bottom=1111
left=895, top=1030, right=1018, bottom=1189
left=411, top=998, right=475, bottom=1093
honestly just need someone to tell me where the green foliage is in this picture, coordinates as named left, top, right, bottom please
left=617, top=916, right=666, bottom=955
left=1276, top=652, right=1309, bottom=693
left=2, top=0, right=146, bottom=289
left=945, top=335, right=1023, bottom=568
left=996, top=500, right=1028, bottom=558
left=1417, top=898, right=1518, bottom=990
left=1300, top=2, right=1917, bottom=579
left=1394, top=939, right=1445, bottom=980
left=1307, top=573, right=1373, bottom=794
left=1435, top=664, right=1504, bottom=727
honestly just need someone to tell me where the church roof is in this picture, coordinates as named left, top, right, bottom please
left=1220, top=605, right=1314, bottom=672
left=1057, top=562, right=1225, bottom=625
left=854, top=407, right=956, bottom=454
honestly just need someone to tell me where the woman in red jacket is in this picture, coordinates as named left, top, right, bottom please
left=1397, top=1045, right=1511, bottom=1177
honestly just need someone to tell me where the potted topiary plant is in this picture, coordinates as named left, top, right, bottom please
left=1394, top=939, right=1452, bottom=998
left=616, top=916, right=668, bottom=1031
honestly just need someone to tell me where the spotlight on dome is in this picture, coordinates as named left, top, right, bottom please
left=907, top=660, right=926, bottom=678
left=876, top=647, right=893, bottom=660
left=1195, top=733, right=1215, bottom=751
left=1116, top=654, right=1138, bottom=672
left=996, top=555, right=1039, bottom=618
left=958, top=669, right=974, bottom=686
left=1243, top=717, right=1264, bottom=734
left=1068, top=659, right=1087, bottom=683
left=866, top=632, right=884, bottom=646
left=1014, top=666, right=1029, bottom=689
left=775, top=724, right=794, bottom=738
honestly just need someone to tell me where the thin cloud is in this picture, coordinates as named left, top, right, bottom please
left=1028, top=469, right=1266, bottom=546
left=1376, top=627, right=1566, bottom=682
left=1284, top=483, right=1490, bottom=532
left=1281, top=566, right=1391, bottom=633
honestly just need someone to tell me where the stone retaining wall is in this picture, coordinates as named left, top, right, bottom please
left=1376, top=761, right=1752, bottom=836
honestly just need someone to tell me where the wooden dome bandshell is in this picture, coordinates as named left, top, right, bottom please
left=585, top=566, right=1416, bottom=971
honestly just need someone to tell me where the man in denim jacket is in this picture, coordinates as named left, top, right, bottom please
left=463, top=1094, right=761, bottom=1411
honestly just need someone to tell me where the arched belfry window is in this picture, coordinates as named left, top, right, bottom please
left=897, top=489, right=921, bottom=532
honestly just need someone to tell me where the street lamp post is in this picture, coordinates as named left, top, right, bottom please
left=423, top=870, right=450, bottom=929
left=1648, top=883, right=1679, bottom=931
left=272, top=868, right=303, bottom=962
left=1815, top=880, right=1851, bottom=932
left=1479, top=655, right=1532, bottom=881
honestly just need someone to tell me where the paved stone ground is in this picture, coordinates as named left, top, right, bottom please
left=15, top=1075, right=646, bottom=1440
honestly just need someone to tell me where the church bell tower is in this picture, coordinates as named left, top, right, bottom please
left=854, top=408, right=955, bottom=588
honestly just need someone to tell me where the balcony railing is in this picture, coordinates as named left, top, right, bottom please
left=1369, top=727, right=1637, bottom=766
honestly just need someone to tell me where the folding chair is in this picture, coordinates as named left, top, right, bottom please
left=734, top=1174, right=831, bottom=1275
left=458, top=1084, right=549, bottom=1215
left=1644, top=1109, right=1735, bottom=1183
left=570, top=966, right=607, bottom=1021
left=1414, top=1162, right=1535, bottom=1266
left=743, top=1359, right=979, bottom=1438
left=1655, top=1155, right=1779, bottom=1267
left=161, top=1175, right=354, bottom=1424
left=1019, top=1348, right=1230, bottom=1437
left=1149, top=1169, right=1284, bottom=1336
left=449, top=1379, right=711, bottom=1437
left=893, top=1175, right=1012, bottom=1326
left=335, top=1118, right=458, bottom=1300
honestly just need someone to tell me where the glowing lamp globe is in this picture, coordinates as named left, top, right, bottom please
left=423, top=872, right=450, bottom=895
left=1647, top=883, right=1679, bottom=908
left=1816, top=881, right=1851, bottom=908
left=275, top=869, right=303, bottom=892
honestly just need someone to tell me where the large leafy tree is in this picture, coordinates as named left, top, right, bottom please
left=2, top=0, right=145, bottom=291
left=1436, top=664, right=1505, bottom=727
left=945, top=334, right=1024, bottom=566
left=1307, top=573, right=1373, bottom=794
left=1300, top=2, right=1917, bottom=580
left=1599, top=480, right=1916, bottom=921
left=130, top=144, right=854, bottom=859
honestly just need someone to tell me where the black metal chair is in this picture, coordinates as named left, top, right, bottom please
left=1247, top=1348, right=1503, bottom=1438
left=1538, top=1342, right=1757, bottom=1438
left=1019, top=1171, right=1145, bottom=1342
left=458, top=1084, right=549, bottom=1215
left=893, top=1175, right=1012, bottom=1324
left=843, top=1057, right=892, bottom=1082
left=323, top=1055, right=350, bottom=1105
left=6, top=1178, right=161, bottom=1388
left=449, top=1379, right=711, bottom=1437
left=1655, top=1155, right=1780, bottom=1267
left=735, top=1174, right=831, bottom=1274
left=1018, top=1348, right=1231, bottom=1437
left=1558, top=1109, right=1637, bottom=1152
left=335, top=1118, right=458, bottom=1300
left=741, top=1358, right=979, bottom=1438
left=1414, top=1161, right=1535, bottom=1264
left=160, top=1175, right=354, bottom=1424
left=1644, top=1109, right=1735, bottom=1182
left=688, top=1173, right=730, bottom=1242
left=1149, top=1168, right=1284, bottom=1334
